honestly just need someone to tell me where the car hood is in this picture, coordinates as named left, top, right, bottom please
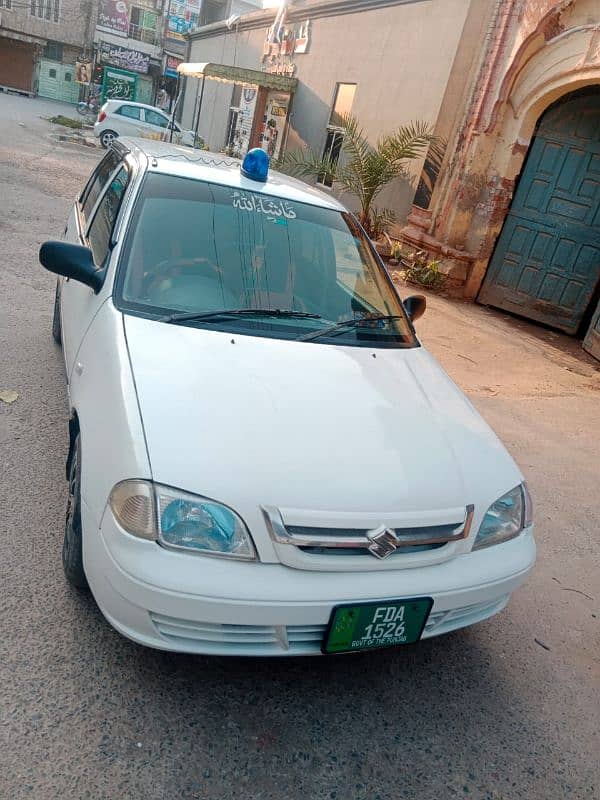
left=124, top=316, right=521, bottom=517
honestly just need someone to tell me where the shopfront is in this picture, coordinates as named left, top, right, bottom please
left=94, top=40, right=160, bottom=105
left=0, top=37, right=38, bottom=95
left=181, top=0, right=472, bottom=223
left=162, top=54, right=184, bottom=112
left=178, top=62, right=297, bottom=159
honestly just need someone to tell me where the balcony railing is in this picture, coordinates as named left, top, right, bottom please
left=128, top=22, right=161, bottom=47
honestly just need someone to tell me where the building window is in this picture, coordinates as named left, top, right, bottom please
left=317, top=83, right=357, bottom=188
left=0, top=0, right=13, bottom=10
left=48, top=68, right=57, bottom=78
left=31, top=0, right=59, bottom=22
left=201, top=0, right=224, bottom=26
left=43, top=41, right=63, bottom=61
left=129, top=7, right=158, bottom=45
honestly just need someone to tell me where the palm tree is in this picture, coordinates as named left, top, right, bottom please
left=280, top=114, right=436, bottom=238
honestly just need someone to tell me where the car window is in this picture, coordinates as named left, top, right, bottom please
left=81, top=150, right=120, bottom=222
left=87, top=166, right=129, bottom=267
left=116, top=105, right=141, bottom=120
left=116, top=174, right=416, bottom=348
left=144, top=109, right=169, bottom=128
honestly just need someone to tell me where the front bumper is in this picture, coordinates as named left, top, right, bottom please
left=84, top=502, right=536, bottom=656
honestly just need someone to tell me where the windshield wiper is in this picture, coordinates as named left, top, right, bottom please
left=297, top=315, right=406, bottom=342
left=161, top=308, right=322, bottom=324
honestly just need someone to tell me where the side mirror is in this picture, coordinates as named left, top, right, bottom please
left=39, top=241, right=103, bottom=293
left=404, top=294, right=426, bottom=322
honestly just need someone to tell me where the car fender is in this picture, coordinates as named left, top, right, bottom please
left=68, top=298, right=152, bottom=527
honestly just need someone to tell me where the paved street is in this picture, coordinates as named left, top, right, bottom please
left=0, top=93, right=598, bottom=800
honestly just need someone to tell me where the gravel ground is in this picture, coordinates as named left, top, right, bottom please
left=0, top=93, right=598, bottom=800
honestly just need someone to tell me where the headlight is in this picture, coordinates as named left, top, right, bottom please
left=472, top=483, right=533, bottom=551
left=109, top=480, right=256, bottom=560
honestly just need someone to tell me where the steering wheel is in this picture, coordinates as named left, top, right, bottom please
left=142, top=256, right=222, bottom=300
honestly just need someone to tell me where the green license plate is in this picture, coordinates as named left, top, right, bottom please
left=323, top=597, right=433, bottom=654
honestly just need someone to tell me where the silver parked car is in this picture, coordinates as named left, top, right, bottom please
left=93, top=100, right=197, bottom=149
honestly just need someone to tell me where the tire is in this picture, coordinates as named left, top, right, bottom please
left=100, top=129, right=118, bottom=149
left=76, top=102, right=88, bottom=116
left=62, top=433, right=89, bottom=589
left=51, top=279, right=62, bottom=345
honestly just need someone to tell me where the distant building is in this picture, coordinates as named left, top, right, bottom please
left=200, top=0, right=262, bottom=27
left=162, top=0, right=260, bottom=108
left=0, top=0, right=98, bottom=100
left=92, top=0, right=168, bottom=106
left=0, top=0, right=260, bottom=107
left=181, top=0, right=600, bottom=355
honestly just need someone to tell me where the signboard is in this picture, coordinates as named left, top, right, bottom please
left=259, top=92, right=290, bottom=160
left=262, top=10, right=311, bottom=76
left=164, top=54, right=182, bottom=78
left=100, top=41, right=150, bottom=74
left=166, top=15, right=188, bottom=41
left=101, top=66, right=137, bottom=102
left=75, top=60, right=92, bottom=84
left=97, top=0, right=130, bottom=37
left=230, top=86, right=258, bottom=158
left=165, top=0, right=200, bottom=42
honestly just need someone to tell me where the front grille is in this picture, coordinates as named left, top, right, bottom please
left=263, top=505, right=474, bottom=560
left=151, top=613, right=326, bottom=654
left=298, top=546, right=445, bottom=555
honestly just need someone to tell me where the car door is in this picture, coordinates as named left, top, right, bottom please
left=61, top=152, right=129, bottom=379
left=142, top=108, right=180, bottom=143
left=113, top=103, right=144, bottom=137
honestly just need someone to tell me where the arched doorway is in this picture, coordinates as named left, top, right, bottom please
left=478, top=88, right=600, bottom=336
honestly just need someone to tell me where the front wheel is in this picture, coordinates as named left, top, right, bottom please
left=100, top=129, right=118, bottom=149
left=76, top=102, right=89, bottom=116
left=63, top=433, right=89, bottom=589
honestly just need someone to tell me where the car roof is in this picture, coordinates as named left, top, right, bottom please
left=117, top=138, right=348, bottom=213
left=106, top=100, right=167, bottom=113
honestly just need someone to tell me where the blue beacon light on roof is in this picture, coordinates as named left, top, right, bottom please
left=241, top=148, right=270, bottom=183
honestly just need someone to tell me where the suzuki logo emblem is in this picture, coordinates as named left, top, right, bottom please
left=366, top=525, right=400, bottom=559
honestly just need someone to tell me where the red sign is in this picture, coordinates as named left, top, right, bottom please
left=97, top=0, right=130, bottom=37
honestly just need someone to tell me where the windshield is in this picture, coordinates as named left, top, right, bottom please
left=115, top=173, right=417, bottom=348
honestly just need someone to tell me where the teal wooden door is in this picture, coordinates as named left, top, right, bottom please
left=479, top=91, right=600, bottom=334
left=583, top=299, right=600, bottom=360
left=38, top=60, right=80, bottom=104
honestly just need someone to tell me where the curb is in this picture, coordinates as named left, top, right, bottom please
left=49, top=132, right=98, bottom=148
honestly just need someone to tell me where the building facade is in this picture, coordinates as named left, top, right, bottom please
left=0, top=0, right=98, bottom=98
left=401, top=0, right=600, bottom=361
left=0, top=0, right=259, bottom=106
left=182, top=0, right=600, bottom=357
left=182, top=0, right=473, bottom=221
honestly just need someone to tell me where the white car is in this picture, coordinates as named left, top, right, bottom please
left=39, top=140, right=535, bottom=656
left=94, top=100, right=197, bottom=149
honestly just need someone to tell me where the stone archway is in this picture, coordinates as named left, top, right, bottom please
left=477, top=87, right=600, bottom=333
left=463, top=24, right=600, bottom=300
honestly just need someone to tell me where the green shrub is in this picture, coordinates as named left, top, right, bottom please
left=401, top=249, right=446, bottom=289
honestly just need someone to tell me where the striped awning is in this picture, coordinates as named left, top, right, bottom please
left=177, top=62, right=297, bottom=93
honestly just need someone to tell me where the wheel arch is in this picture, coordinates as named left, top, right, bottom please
left=66, top=411, right=80, bottom=480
